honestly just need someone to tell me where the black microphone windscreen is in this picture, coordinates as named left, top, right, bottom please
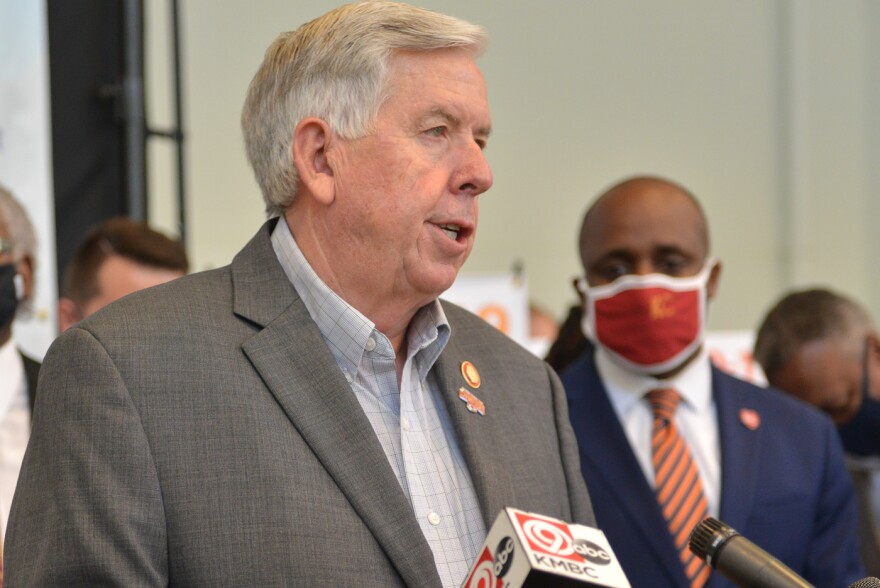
left=688, top=517, right=812, bottom=588
left=689, top=517, right=737, bottom=567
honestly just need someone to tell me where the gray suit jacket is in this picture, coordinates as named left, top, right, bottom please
left=7, top=220, right=593, bottom=587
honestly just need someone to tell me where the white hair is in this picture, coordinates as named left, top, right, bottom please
left=241, top=1, right=487, bottom=217
left=0, top=183, right=38, bottom=312
left=0, top=184, right=37, bottom=264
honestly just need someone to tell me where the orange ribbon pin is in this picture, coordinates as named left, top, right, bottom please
left=458, top=388, right=486, bottom=416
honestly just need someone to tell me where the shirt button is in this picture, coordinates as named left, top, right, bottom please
left=344, top=371, right=353, bottom=383
left=427, top=512, right=441, bottom=526
left=401, top=416, right=410, bottom=430
left=365, top=337, right=377, bottom=351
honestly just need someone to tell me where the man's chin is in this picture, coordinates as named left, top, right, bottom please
left=833, top=403, right=862, bottom=426
left=414, top=265, right=464, bottom=300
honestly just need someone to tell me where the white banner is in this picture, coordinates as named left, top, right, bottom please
left=441, top=271, right=560, bottom=358
left=441, top=270, right=531, bottom=345
left=706, top=330, right=766, bottom=385
left=0, top=0, right=57, bottom=359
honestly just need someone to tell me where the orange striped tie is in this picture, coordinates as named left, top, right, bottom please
left=647, top=388, right=711, bottom=588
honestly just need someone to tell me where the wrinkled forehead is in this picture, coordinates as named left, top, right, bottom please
left=384, top=47, right=487, bottom=94
left=381, top=48, right=491, bottom=130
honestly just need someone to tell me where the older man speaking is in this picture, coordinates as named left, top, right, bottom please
left=5, top=3, right=592, bottom=587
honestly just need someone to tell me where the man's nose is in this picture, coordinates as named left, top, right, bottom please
left=454, top=140, right=493, bottom=196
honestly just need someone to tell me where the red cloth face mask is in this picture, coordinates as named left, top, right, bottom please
left=579, top=260, right=716, bottom=375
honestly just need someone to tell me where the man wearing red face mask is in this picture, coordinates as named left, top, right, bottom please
left=560, top=176, right=863, bottom=588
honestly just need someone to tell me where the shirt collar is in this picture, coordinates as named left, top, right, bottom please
left=270, top=218, right=449, bottom=377
left=597, top=344, right=713, bottom=416
left=406, top=299, right=450, bottom=381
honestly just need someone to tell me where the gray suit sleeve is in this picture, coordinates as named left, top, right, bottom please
left=546, top=363, right=595, bottom=527
left=6, top=327, right=167, bottom=586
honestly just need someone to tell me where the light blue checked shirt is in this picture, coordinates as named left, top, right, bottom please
left=271, top=219, right=485, bottom=587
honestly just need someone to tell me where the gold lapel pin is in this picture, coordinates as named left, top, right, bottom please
left=460, top=360, right=481, bottom=389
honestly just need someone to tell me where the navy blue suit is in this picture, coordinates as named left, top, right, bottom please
left=562, top=349, right=864, bottom=588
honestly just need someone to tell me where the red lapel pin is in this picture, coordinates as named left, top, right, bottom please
left=739, top=408, right=760, bottom=430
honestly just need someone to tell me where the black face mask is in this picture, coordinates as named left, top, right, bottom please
left=0, top=263, right=21, bottom=330
left=837, top=340, right=880, bottom=457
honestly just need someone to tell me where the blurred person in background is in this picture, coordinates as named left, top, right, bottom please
left=0, top=184, right=38, bottom=541
left=545, top=299, right=590, bottom=373
left=755, top=287, right=880, bottom=575
left=57, top=217, right=188, bottom=331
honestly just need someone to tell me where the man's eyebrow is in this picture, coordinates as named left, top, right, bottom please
left=426, top=107, right=459, bottom=127
left=653, top=244, right=698, bottom=259
left=426, top=107, right=492, bottom=139
left=591, top=249, right=633, bottom=263
left=427, top=106, right=459, bottom=123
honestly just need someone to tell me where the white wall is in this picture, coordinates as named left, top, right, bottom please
left=0, top=0, right=56, bottom=358
left=145, top=0, right=879, bottom=332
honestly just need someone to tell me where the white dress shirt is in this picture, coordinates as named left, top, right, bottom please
left=0, top=338, right=31, bottom=539
left=596, top=345, right=721, bottom=518
left=270, top=219, right=484, bottom=588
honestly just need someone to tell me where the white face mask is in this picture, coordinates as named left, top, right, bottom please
left=578, top=259, right=716, bottom=375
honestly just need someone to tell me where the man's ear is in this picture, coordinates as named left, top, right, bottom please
left=16, top=255, right=34, bottom=301
left=706, top=259, right=722, bottom=301
left=867, top=330, right=880, bottom=401
left=867, top=330, right=880, bottom=366
left=57, top=297, right=82, bottom=333
left=292, top=117, right=336, bottom=205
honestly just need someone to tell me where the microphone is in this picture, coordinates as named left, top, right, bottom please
left=688, top=517, right=812, bottom=588
left=849, top=579, right=880, bottom=588
left=461, top=508, right=631, bottom=587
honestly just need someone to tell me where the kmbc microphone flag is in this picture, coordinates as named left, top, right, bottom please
left=462, top=508, right=630, bottom=588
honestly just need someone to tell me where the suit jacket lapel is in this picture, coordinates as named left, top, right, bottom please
left=432, top=327, right=515, bottom=528
left=714, top=367, right=761, bottom=534
left=232, top=222, right=440, bottom=588
left=21, top=352, right=39, bottom=414
left=570, top=357, right=687, bottom=585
